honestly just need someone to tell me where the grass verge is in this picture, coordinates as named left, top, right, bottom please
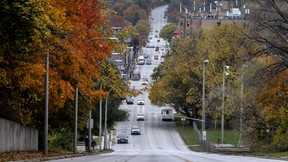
left=175, top=119, right=288, bottom=160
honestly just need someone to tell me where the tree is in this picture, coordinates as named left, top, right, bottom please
left=135, top=19, right=151, bottom=47
left=160, top=23, right=178, bottom=41
left=123, top=5, right=148, bottom=25
left=149, top=37, right=202, bottom=120
left=0, top=0, right=52, bottom=124
left=240, top=0, right=288, bottom=151
left=247, top=0, right=288, bottom=79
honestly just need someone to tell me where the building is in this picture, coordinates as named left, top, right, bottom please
left=177, top=0, right=250, bottom=38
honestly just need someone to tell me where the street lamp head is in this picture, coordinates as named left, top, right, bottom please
left=225, top=72, right=229, bottom=76
left=224, top=65, right=229, bottom=69
left=204, top=60, right=209, bottom=64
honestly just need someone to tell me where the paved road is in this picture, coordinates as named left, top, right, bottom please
left=50, top=5, right=287, bottom=162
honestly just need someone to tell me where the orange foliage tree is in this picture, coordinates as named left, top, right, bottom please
left=0, top=0, right=119, bottom=132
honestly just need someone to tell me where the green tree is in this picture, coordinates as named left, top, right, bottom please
left=149, top=37, right=202, bottom=120
left=160, top=23, right=177, bottom=41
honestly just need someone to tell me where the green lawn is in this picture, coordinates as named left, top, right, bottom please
left=205, top=129, right=240, bottom=146
left=175, top=120, right=203, bottom=151
left=175, top=120, right=288, bottom=159
left=175, top=120, right=241, bottom=151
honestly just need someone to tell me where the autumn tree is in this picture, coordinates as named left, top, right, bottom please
left=0, top=0, right=52, bottom=124
left=0, top=0, right=127, bottom=136
left=149, top=37, right=203, bottom=121
left=123, top=5, right=148, bottom=25
left=238, top=0, right=288, bottom=151
left=247, top=0, right=288, bottom=78
left=159, top=23, right=178, bottom=41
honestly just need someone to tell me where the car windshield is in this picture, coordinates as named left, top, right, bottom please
left=137, top=113, right=144, bottom=116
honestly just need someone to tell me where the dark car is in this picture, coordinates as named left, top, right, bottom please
left=126, top=98, right=134, bottom=104
left=117, top=133, right=128, bottom=144
left=154, top=55, right=159, bottom=60
left=146, top=57, right=152, bottom=65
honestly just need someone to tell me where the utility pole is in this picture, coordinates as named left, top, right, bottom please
left=44, top=52, right=49, bottom=156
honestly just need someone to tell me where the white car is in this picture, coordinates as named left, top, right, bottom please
left=141, top=81, right=148, bottom=85
left=131, top=126, right=141, bottom=135
left=136, top=113, right=145, bottom=121
left=137, top=99, right=145, bottom=105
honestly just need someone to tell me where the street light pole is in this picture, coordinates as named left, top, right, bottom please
left=221, top=65, right=229, bottom=144
left=202, top=60, right=209, bottom=140
left=104, top=89, right=112, bottom=150
left=44, top=52, right=49, bottom=156
left=239, top=64, right=247, bottom=147
left=99, top=82, right=103, bottom=150
left=88, top=109, right=92, bottom=151
left=73, top=87, right=78, bottom=153
left=85, top=37, right=118, bottom=150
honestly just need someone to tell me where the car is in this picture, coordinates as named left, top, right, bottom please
left=136, top=113, right=145, bottom=121
left=142, top=77, right=148, bottom=81
left=126, top=98, right=134, bottom=104
left=157, top=39, right=160, bottom=42
left=160, top=58, right=164, bottom=64
left=141, top=81, right=148, bottom=85
left=141, top=77, right=149, bottom=85
left=154, top=55, right=159, bottom=60
left=155, top=47, right=159, bottom=51
left=146, top=57, right=152, bottom=65
left=137, top=99, right=145, bottom=105
left=117, top=133, right=128, bottom=144
left=131, top=126, right=141, bottom=135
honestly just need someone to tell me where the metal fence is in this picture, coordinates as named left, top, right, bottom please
left=193, top=121, right=216, bottom=152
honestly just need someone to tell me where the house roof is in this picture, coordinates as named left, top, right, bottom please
left=173, top=29, right=181, bottom=35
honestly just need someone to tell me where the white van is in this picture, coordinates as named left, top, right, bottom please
left=161, top=108, right=174, bottom=121
left=131, top=70, right=141, bottom=81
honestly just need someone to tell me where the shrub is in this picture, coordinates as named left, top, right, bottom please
left=48, top=128, right=73, bottom=151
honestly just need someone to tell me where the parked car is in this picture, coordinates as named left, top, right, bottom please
left=137, top=99, right=145, bottom=105
left=136, top=113, right=145, bottom=121
left=117, top=133, right=129, bottom=144
left=126, top=98, right=134, bottom=104
left=131, top=126, right=141, bottom=135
